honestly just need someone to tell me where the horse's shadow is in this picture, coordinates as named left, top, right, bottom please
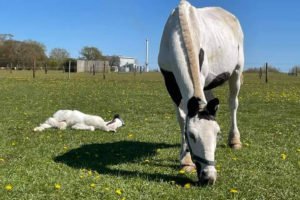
left=54, top=141, right=194, bottom=185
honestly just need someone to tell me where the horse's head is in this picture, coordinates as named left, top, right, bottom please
left=186, top=97, right=220, bottom=185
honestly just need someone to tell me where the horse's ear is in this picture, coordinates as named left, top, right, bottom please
left=207, top=98, right=219, bottom=116
left=188, top=96, right=201, bottom=117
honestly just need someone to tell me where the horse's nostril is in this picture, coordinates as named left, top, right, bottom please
left=198, top=170, right=216, bottom=185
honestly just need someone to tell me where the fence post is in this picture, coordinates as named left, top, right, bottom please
left=103, top=61, right=106, bottom=80
left=134, top=65, right=137, bottom=77
left=33, top=58, right=36, bottom=78
left=265, top=62, right=268, bottom=83
left=45, top=64, right=48, bottom=74
left=259, top=67, right=262, bottom=79
left=68, top=60, right=71, bottom=79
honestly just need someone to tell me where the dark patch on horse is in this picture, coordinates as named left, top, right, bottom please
left=160, top=68, right=182, bottom=106
left=187, top=96, right=201, bottom=118
left=199, top=48, right=204, bottom=71
left=206, top=98, right=219, bottom=117
left=187, top=97, right=219, bottom=120
left=198, top=98, right=219, bottom=120
left=198, top=111, right=216, bottom=121
left=204, top=72, right=230, bottom=91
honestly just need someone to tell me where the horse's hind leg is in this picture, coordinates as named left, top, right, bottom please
left=228, top=68, right=242, bottom=149
left=34, top=117, right=60, bottom=132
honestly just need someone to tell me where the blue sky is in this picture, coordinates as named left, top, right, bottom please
left=1, top=0, right=300, bottom=72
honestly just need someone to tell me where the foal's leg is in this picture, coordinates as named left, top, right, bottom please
left=34, top=117, right=66, bottom=131
left=228, top=69, right=242, bottom=149
left=71, top=123, right=95, bottom=131
left=177, top=102, right=195, bottom=172
left=33, top=122, right=52, bottom=132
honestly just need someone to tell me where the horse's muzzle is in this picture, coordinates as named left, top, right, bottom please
left=197, top=165, right=217, bottom=185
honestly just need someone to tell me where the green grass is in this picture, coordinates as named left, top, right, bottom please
left=0, top=70, right=299, bottom=199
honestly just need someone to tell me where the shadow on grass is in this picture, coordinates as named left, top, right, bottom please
left=54, top=141, right=194, bottom=186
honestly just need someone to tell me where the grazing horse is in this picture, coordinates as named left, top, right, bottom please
left=158, top=0, right=244, bottom=184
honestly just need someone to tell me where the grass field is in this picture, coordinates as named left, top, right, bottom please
left=0, top=70, right=299, bottom=200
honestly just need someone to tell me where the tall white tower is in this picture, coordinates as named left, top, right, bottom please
left=145, top=39, right=149, bottom=72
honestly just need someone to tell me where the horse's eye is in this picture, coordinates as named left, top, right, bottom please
left=188, top=132, right=196, bottom=142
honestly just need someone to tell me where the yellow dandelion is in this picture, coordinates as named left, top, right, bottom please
left=79, top=175, right=84, bottom=179
left=179, top=169, right=185, bottom=174
left=90, top=183, right=96, bottom=188
left=281, top=153, right=287, bottom=160
left=115, top=189, right=122, bottom=195
left=11, top=142, right=16, bottom=146
left=54, top=183, right=61, bottom=190
left=230, top=188, right=238, bottom=193
left=297, top=148, right=300, bottom=153
left=0, top=158, right=5, bottom=162
left=63, top=146, right=68, bottom=150
left=244, top=143, right=250, bottom=147
left=128, top=134, right=133, bottom=138
left=5, top=184, right=13, bottom=191
left=95, top=175, right=100, bottom=180
left=232, top=157, right=237, bottom=161
left=184, top=183, right=191, bottom=189
left=121, top=197, right=126, bottom=200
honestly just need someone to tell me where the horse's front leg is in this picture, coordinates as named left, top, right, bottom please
left=176, top=102, right=195, bottom=172
left=228, top=70, right=242, bottom=149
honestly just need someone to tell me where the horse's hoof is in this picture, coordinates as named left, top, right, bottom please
left=229, top=143, right=242, bottom=149
left=181, top=165, right=196, bottom=173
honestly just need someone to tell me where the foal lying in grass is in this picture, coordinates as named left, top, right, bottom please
left=34, top=110, right=124, bottom=132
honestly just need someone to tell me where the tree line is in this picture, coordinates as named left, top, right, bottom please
left=0, top=34, right=120, bottom=70
left=244, top=65, right=280, bottom=73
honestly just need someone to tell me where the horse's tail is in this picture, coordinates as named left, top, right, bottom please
left=178, top=0, right=204, bottom=102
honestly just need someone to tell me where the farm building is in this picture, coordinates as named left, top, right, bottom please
left=76, top=60, right=110, bottom=73
left=118, top=56, right=136, bottom=72
left=112, top=56, right=136, bottom=72
left=72, top=56, right=142, bottom=73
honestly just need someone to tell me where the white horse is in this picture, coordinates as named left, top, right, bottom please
left=158, top=0, right=244, bottom=184
left=33, top=110, right=124, bottom=132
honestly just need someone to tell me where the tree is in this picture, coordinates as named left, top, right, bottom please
left=19, top=40, right=47, bottom=68
left=79, top=46, right=104, bottom=60
left=0, top=34, right=14, bottom=42
left=288, top=65, right=299, bottom=76
left=49, top=48, right=70, bottom=69
left=107, top=55, right=120, bottom=67
left=0, top=38, right=47, bottom=69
